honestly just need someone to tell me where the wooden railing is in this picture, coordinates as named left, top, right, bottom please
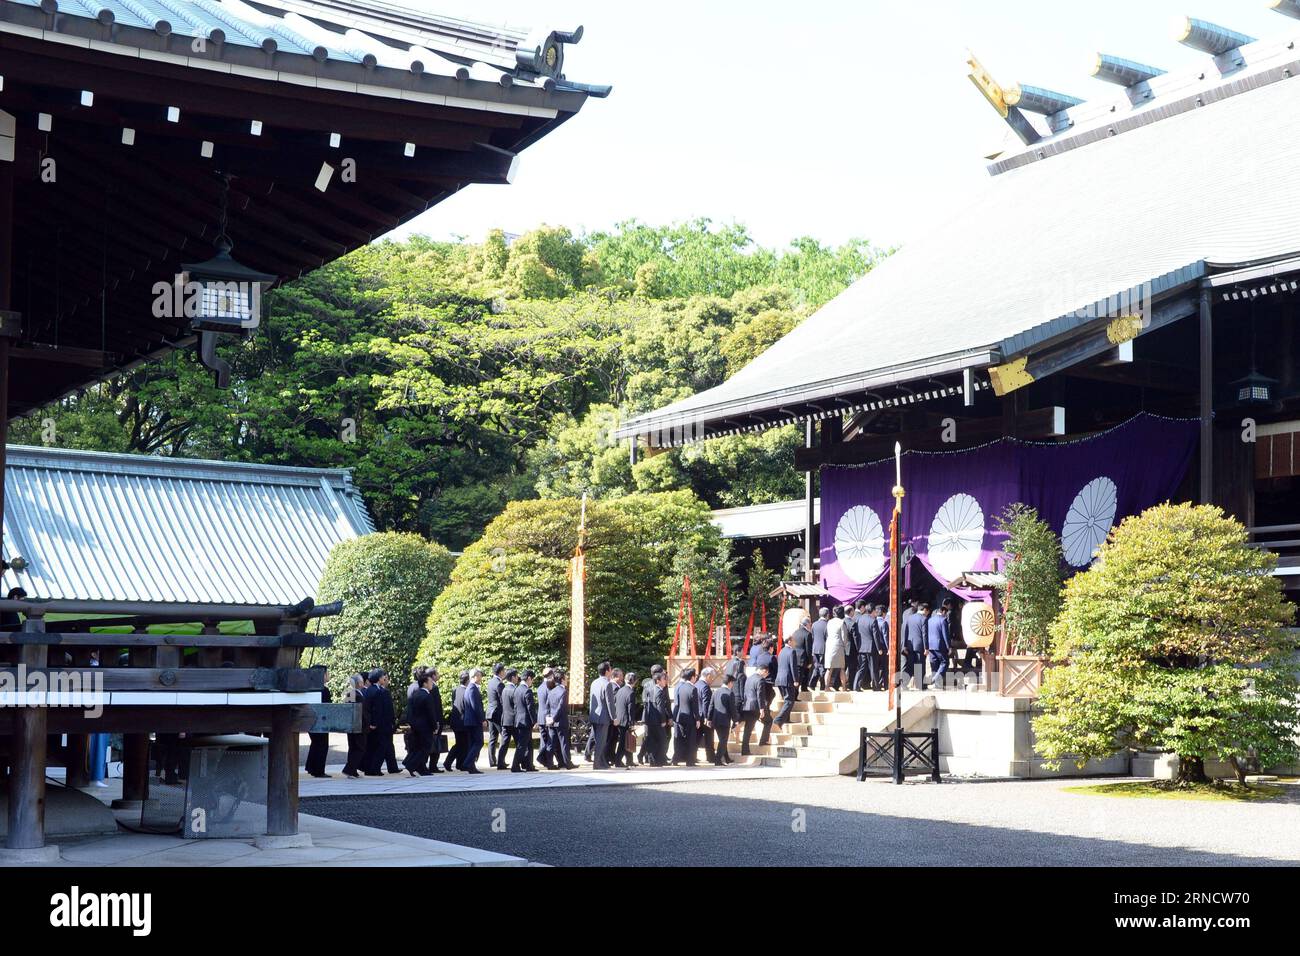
left=0, top=597, right=346, bottom=853
left=1249, top=523, right=1300, bottom=583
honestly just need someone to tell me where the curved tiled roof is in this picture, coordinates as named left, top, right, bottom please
left=0, top=0, right=607, bottom=96
left=1, top=445, right=373, bottom=605
left=617, top=28, right=1300, bottom=443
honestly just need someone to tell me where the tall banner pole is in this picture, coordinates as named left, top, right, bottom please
left=888, top=442, right=904, bottom=713
left=569, top=493, right=588, bottom=707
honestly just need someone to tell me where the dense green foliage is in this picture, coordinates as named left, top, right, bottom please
left=13, top=221, right=882, bottom=549
left=996, top=503, right=1064, bottom=656
left=418, top=491, right=730, bottom=681
left=311, top=532, right=455, bottom=714
left=1033, top=503, right=1299, bottom=783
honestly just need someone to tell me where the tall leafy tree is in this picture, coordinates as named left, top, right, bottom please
left=16, top=222, right=885, bottom=549
left=1034, top=503, right=1299, bottom=783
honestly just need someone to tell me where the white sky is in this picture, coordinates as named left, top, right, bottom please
left=388, top=0, right=1299, bottom=250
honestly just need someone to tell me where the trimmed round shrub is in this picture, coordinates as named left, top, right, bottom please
left=313, top=532, right=454, bottom=715
left=419, top=493, right=726, bottom=683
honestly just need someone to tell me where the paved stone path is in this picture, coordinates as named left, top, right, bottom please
left=302, top=776, right=1300, bottom=867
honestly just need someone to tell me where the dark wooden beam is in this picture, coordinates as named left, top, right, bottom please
left=989, top=295, right=1199, bottom=398
left=0, top=666, right=323, bottom=691
left=0, top=630, right=331, bottom=647
left=796, top=407, right=1061, bottom=469
left=0, top=42, right=526, bottom=144
left=5, top=345, right=113, bottom=367
left=12, top=704, right=321, bottom=735
left=1064, top=358, right=1196, bottom=392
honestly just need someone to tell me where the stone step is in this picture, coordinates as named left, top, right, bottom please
left=746, top=743, right=835, bottom=761
left=756, top=755, right=843, bottom=775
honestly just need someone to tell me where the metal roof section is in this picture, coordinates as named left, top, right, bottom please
left=989, top=21, right=1299, bottom=174
left=616, top=24, right=1300, bottom=444
left=712, top=498, right=819, bottom=541
left=0, top=0, right=609, bottom=102
left=1, top=444, right=373, bottom=605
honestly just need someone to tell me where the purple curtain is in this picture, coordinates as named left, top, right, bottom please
left=819, top=414, right=1198, bottom=602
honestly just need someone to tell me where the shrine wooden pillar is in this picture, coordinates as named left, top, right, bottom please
left=6, top=613, right=49, bottom=853
left=803, top=418, right=816, bottom=593
left=263, top=617, right=303, bottom=842
left=117, top=637, right=154, bottom=808
left=0, top=160, right=13, bottom=563
left=1199, top=285, right=1214, bottom=504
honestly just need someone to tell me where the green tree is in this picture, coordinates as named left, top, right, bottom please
left=16, top=222, right=886, bottom=549
left=996, top=503, right=1064, bottom=655
left=312, top=532, right=455, bottom=715
left=419, top=492, right=729, bottom=681
left=1033, top=503, right=1299, bottom=784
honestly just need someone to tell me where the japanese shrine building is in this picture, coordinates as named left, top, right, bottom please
left=621, top=16, right=1300, bottom=642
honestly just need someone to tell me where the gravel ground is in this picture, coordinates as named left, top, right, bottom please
left=301, top=775, right=1300, bottom=867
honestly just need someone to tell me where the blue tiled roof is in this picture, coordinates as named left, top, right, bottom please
left=0, top=0, right=598, bottom=89
left=2, top=445, right=374, bottom=606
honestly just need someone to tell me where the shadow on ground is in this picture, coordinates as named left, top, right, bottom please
left=302, top=780, right=1291, bottom=867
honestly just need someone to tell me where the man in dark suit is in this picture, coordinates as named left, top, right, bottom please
left=604, top=669, right=625, bottom=767
left=927, top=605, right=951, bottom=688
left=536, top=668, right=554, bottom=769
left=403, top=669, right=437, bottom=776
left=871, top=605, right=891, bottom=691
left=710, top=674, right=739, bottom=765
left=613, top=669, right=638, bottom=768
left=495, top=668, right=519, bottom=770
left=773, top=635, right=801, bottom=728
left=853, top=604, right=878, bottom=691
left=789, top=616, right=812, bottom=693
left=739, top=661, right=769, bottom=755
left=444, top=671, right=468, bottom=771
left=845, top=605, right=862, bottom=696
left=589, top=661, right=616, bottom=770
left=539, top=669, right=570, bottom=769
left=486, top=663, right=506, bottom=767
left=510, top=670, right=537, bottom=772
left=461, top=668, right=486, bottom=773
left=671, top=667, right=699, bottom=766
left=723, top=655, right=745, bottom=683
left=400, top=666, right=428, bottom=774
left=643, top=672, right=671, bottom=766
left=555, top=670, right=576, bottom=768
left=362, top=669, right=395, bottom=776
left=694, top=667, right=716, bottom=764
left=638, top=665, right=665, bottom=764
left=305, top=671, right=334, bottom=778
left=809, top=608, right=830, bottom=690
left=904, top=603, right=929, bottom=690
left=427, top=668, right=446, bottom=773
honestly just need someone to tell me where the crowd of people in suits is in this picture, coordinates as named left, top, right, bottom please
left=301, top=598, right=978, bottom=779
left=801, top=596, right=978, bottom=694
left=310, top=664, right=580, bottom=778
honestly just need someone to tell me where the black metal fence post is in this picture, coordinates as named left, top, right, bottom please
left=892, top=727, right=904, bottom=785
left=857, top=727, right=866, bottom=781
left=930, top=728, right=941, bottom=783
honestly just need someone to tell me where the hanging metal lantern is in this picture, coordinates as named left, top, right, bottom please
left=176, top=174, right=275, bottom=335
left=1231, top=370, right=1277, bottom=406
left=179, top=238, right=276, bottom=334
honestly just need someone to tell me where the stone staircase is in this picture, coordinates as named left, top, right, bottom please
left=740, top=689, right=937, bottom=775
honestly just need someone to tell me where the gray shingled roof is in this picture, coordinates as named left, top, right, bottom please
left=0, top=0, right=607, bottom=98
left=711, top=498, right=818, bottom=541
left=617, top=30, right=1300, bottom=441
left=2, top=445, right=373, bottom=605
